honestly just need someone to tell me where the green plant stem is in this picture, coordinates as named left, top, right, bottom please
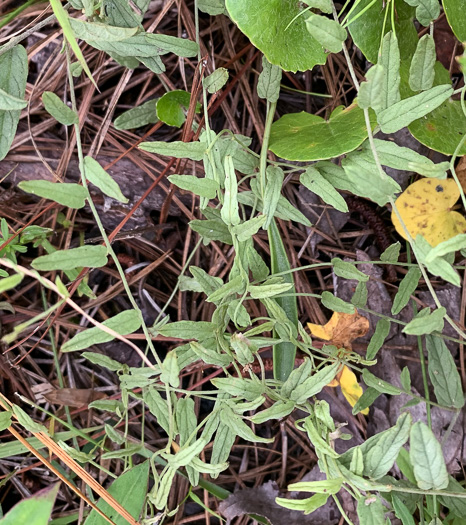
left=259, top=100, right=277, bottom=199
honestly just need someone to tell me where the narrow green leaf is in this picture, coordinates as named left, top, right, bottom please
left=341, top=413, right=411, bottom=479
left=0, top=87, right=27, bottom=111
left=426, top=335, right=464, bottom=408
left=287, top=478, right=343, bottom=494
left=257, top=56, right=282, bottom=103
left=249, top=281, right=293, bottom=299
left=62, top=310, right=141, bottom=352
left=362, top=369, right=403, bottom=395
left=305, top=14, right=347, bottom=53
left=268, top=219, right=298, bottom=381
left=231, top=214, right=266, bottom=241
left=221, top=155, right=240, bottom=226
left=144, top=388, right=170, bottom=434
left=211, top=422, right=236, bottom=466
left=139, top=140, right=206, bottom=161
left=84, top=461, right=149, bottom=525
left=302, top=416, right=339, bottom=458
left=263, top=165, right=284, bottom=229
left=352, top=387, right=380, bottom=415
left=31, top=245, right=108, bottom=272
left=331, top=257, right=369, bottom=282
left=87, top=33, right=199, bottom=59
left=358, top=64, right=384, bottom=110
left=391, top=267, right=421, bottom=315
left=168, top=174, right=219, bottom=199
left=82, top=352, right=124, bottom=372
left=18, top=180, right=88, bottom=209
left=321, top=291, right=355, bottom=314
left=160, top=350, right=179, bottom=388
left=378, top=31, right=401, bottom=111
left=426, top=234, right=466, bottom=262
left=114, top=99, right=158, bottom=130
left=351, top=281, right=368, bottom=307
left=409, top=421, right=448, bottom=490
left=189, top=218, right=233, bottom=244
left=0, top=484, right=59, bottom=525
left=392, top=495, right=415, bottom=525
left=377, top=84, right=453, bottom=133
left=403, top=307, right=445, bottom=335
left=83, top=156, right=128, bottom=203
left=0, top=273, right=23, bottom=293
left=203, top=67, right=229, bottom=94
left=0, top=45, right=28, bottom=161
left=290, top=362, right=340, bottom=404
left=249, top=400, right=295, bottom=424
left=400, top=366, right=411, bottom=392
left=0, top=411, right=12, bottom=431
left=69, top=18, right=138, bottom=42
left=13, top=405, right=47, bottom=434
left=157, top=321, right=217, bottom=340
left=301, top=166, right=348, bottom=212
left=409, top=34, right=436, bottom=92
left=276, top=493, right=329, bottom=515
left=366, top=319, right=390, bottom=360
left=220, top=406, right=273, bottom=443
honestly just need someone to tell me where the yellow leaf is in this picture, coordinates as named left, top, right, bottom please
left=339, top=365, right=369, bottom=416
left=391, top=178, right=466, bottom=247
left=307, top=311, right=369, bottom=349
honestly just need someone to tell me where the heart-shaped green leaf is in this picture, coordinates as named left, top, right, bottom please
left=225, top=0, right=327, bottom=72
left=269, top=104, right=369, bottom=161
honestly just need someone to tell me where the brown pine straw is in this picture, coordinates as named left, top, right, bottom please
left=0, top=393, right=140, bottom=525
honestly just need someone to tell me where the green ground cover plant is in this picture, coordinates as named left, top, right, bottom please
left=0, top=0, right=466, bottom=523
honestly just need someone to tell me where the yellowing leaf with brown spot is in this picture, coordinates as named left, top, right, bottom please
left=307, top=311, right=370, bottom=415
left=391, top=178, right=466, bottom=247
left=307, top=311, right=369, bottom=349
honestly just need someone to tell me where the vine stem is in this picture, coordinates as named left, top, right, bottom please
left=259, top=100, right=277, bottom=199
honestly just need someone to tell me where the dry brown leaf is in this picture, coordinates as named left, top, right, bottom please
left=44, top=388, right=106, bottom=408
left=307, top=311, right=369, bottom=350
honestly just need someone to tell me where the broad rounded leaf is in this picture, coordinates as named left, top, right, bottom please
left=442, top=0, right=466, bottom=41
left=408, top=98, right=466, bottom=155
left=269, top=105, right=368, bottom=161
left=225, top=0, right=327, bottom=72
left=156, top=90, right=201, bottom=127
left=347, top=0, right=417, bottom=63
left=391, top=178, right=466, bottom=247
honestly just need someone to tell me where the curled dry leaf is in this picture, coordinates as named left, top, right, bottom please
left=308, top=311, right=370, bottom=414
left=44, top=388, right=106, bottom=408
left=391, top=178, right=466, bottom=246
left=307, top=311, right=370, bottom=350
